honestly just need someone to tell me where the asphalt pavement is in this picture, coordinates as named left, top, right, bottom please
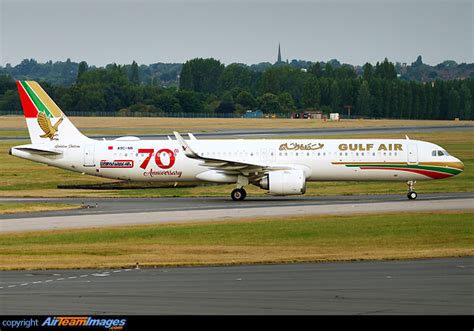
left=1, top=258, right=472, bottom=315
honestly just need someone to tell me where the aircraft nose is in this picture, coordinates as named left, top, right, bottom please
left=454, top=159, right=464, bottom=174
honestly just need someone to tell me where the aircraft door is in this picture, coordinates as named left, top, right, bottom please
left=407, top=144, right=418, bottom=165
left=84, top=144, right=95, bottom=167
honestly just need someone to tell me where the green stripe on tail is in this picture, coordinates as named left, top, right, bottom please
left=20, top=81, right=54, bottom=118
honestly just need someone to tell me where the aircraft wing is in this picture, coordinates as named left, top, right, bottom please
left=173, top=131, right=290, bottom=179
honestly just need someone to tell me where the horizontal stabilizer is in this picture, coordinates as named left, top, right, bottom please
left=11, top=144, right=63, bottom=155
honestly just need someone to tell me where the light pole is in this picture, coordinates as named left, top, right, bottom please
left=344, top=104, right=352, bottom=120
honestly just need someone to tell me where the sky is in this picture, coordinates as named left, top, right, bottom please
left=0, top=0, right=472, bottom=67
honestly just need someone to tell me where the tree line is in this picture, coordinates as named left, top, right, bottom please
left=0, top=58, right=472, bottom=119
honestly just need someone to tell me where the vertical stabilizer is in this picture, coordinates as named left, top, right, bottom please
left=16, top=80, right=88, bottom=144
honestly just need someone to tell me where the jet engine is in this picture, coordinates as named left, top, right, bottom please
left=259, top=170, right=306, bottom=195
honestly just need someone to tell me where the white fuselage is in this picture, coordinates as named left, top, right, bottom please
left=11, top=136, right=464, bottom=183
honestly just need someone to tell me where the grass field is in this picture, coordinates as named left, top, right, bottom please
left=0, top=203, right=78, bottom=214
left=1, top=130, right=472, bottom=198
left=2, top=117, right=471, bottom=138
left=0, top=211, right=471, bottom=269
left=1, top=116, right=472, bottom=131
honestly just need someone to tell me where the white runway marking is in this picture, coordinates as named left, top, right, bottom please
left=1, top=268, right=137, bottom=290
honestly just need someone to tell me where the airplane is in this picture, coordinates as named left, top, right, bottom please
left=10, top=80, right=464, bottom=201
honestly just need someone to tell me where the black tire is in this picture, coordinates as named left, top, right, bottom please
left=407, top=192, right=417, bottom=200
left=231, top=188, right=246, bottom=201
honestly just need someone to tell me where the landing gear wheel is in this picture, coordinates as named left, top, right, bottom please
left=406, top=180, right=417, bottom=200
left=407, top=191, right=418, bottom=200
left=231, top=188, right=247, bottom=201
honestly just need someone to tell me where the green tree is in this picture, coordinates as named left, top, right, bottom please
left=278, top=92, right=295, bottom=112
left=362, top=63, right=373, bottom=81
left=219, top=63, right=251, bottom=92
left=179, top=63, right=193, bottom=90
left=153, top=93, right=182, bottom=113
left=447, top=88, right=461, bottom=119
left=0, top=89, right=20, bottom=112
left=215, top=91, right=236, bottom=114
left=175, top=90, right=204, bottom=113
left=330, top=80, right=341, bottom=112
left=76, top=61, right=88, bottom=84
left=257, top=93, right=281, bottom=113
left=356, top=81, right=371, bottom=117
left=129, top=60, right=140, bottom=85
left=324, top=63, right=334, bottom=78
left=301, top=77, right=320, bottom=109
left=235, top=91, right=257, bottom=109
left=460, top=84, right=472, bottom=119
left=309, top=62, right=323, bottom=78
left=179, top=58, right=224, bottom=94
left=334, top=65, right=356, bottom=80
left=375, top=58, right=397, bottom=80
left=370, top=79, right=383, bottom=117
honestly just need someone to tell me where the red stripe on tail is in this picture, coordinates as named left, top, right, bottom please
left=16, top=81, right=38, bottom=118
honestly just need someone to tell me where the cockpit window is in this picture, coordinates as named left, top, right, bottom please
left=435, top=150, right=450, bottom=156
left=433, top=150, right=449, bottom=157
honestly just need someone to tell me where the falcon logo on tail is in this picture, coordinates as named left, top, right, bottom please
left=37, top=112, right=63, bottom=140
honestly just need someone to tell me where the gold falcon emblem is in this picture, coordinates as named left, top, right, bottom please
left=37, top=112, right=63, bottom=140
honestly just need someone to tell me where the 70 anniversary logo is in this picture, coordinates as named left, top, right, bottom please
left=137, top=148, right=177, bottom=170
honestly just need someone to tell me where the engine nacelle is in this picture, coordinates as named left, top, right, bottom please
left=259, top=170, right=306, bottom=195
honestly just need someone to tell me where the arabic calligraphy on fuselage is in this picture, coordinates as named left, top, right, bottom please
left=279, top=142, right=324, bottom=151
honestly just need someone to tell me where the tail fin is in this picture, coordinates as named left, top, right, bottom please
left=16, top=80, right=87, bottom=144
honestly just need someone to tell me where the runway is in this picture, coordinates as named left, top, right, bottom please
left=1, top=257, right=472, bottom=314
left=1, top=192, right=473, bottom=233
left=1, top=124, right=473, bottom=140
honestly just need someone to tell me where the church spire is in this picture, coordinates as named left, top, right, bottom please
left=277, top=43, right=282, bottom=63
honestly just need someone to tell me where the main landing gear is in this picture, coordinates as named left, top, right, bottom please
left=231, top=188, right=247, bottom=201
left=407, top=180, right=417, bottom=200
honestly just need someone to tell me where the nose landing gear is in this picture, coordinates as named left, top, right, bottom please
left=407, top=180, right=417, bottom=200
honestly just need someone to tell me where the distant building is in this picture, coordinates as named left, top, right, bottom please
left=277, top=43, right=282, bottom=63
left=243, top=110, right=263, bottom=118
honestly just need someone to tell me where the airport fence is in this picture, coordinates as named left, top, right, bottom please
left=0, top=109, right=294, bottom=119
